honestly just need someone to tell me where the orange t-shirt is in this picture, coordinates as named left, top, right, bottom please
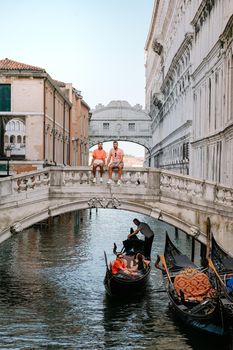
left=111, top=259, right=127, bottom=274
left=93, top=149, right=106, bottom=161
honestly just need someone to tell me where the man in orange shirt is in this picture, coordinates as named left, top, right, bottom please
left=90, top=142, right=107, bottom=183
left=111, top=253, right=130, bottom=275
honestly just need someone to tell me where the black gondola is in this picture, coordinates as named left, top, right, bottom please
left=155, top=233, right=226, bottom=336
left=209, top=236, right=233, bottom=324
left=104, top=242, right=150, bottom=298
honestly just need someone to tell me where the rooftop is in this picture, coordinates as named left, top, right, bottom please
left=0, top=58, right=45, bottom=72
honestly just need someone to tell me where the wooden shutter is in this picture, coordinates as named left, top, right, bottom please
left=0, top=84, right=11, bottom=111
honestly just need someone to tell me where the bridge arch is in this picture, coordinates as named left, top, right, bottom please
left=4, top=197, right=207, bottom=246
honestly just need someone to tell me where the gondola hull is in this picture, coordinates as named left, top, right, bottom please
left=166, top=284, right=225, bottom=335
left=104, top=267, right=150, bottom=298
left=158, top=234, right=227, bottom=336
left=210, top=236, right=233, bottom=327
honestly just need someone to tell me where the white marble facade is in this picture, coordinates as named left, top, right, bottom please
left=145, top=0, right=233, bottom=185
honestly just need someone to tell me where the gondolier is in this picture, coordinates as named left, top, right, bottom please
left=128, top=218, right=154, bottom=260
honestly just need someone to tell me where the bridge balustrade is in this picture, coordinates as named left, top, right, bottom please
left=0, top=167, right=233, bottom=209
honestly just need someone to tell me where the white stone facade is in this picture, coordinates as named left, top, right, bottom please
left=145, top=0, right=233, bottom=185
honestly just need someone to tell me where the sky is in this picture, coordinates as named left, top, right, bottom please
left=1, top=0, right=154, bottom=156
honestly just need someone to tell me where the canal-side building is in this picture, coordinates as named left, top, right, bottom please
left=145, top=0, right=233, bottom=186
left=191, top=1, right=233, bottom=186
left=0, top=58, right=90, bottom=173
left=54, top=81, right=90, bottom=166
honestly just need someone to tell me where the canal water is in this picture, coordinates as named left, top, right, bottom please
left=0, top=209, right=230, bottom=349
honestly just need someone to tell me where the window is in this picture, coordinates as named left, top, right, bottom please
left=0, top=84, right=11, bottom=111
left=128, top=123, right=135, bottom=131
left=10, top=135, right=15, bottom=143
left=182, top=142, right=189, bottom=160
left=103, top=123, right=109, bottom=130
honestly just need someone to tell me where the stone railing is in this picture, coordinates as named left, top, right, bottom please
left=160, top=172, right=204, bottom=198
left=0, top=167, right=233, bottom=210
left=0, top=169, right=50, bottom=198
left=215, top=184, right=233, bottom=206
left=160, top=171, right=233, bottom=208
left=55, top=167, right=150, bottom=187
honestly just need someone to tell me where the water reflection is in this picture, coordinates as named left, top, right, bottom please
left=0, top=209, right=230, bottom=349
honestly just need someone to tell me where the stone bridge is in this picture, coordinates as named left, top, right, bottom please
left=0, top=167, right=233, bottom=253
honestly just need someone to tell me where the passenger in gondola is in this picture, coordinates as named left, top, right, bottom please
left=134, top=253, right=148, bottom=274
left=111, top=253, right=131, bottom=275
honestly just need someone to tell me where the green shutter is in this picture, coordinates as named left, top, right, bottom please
left=0, top=84, right=11, bottom=111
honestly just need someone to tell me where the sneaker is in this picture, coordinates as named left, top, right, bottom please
left=107, top=179, right=113, bottom=185
left=92, top=177, right=96, bottom=183
left=117, top=180, right=122, bottom=186
left=100, top=177, right=103, bottom=183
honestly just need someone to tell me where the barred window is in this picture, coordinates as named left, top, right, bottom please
left=103, top=123, right=109, bottom=130
left=182, top=142, right=189, bottom=160
left=128, top=123, right=135, bottom=131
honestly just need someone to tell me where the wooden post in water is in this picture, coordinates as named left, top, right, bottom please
left=200, top=243, right=207, bottom=266
left=175, top=227, right=179, bottom=239
left=206, top=217, right=211, bottom=259
left=191, top=236, right=195, bottom=262
left=48, top=216, right=53, bottom=227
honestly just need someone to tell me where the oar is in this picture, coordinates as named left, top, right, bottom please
left=160, top=255, right=173, bottom=286
left=208, top=258, right=226, bottom=290
left=153, top=288, right=166, bottom=293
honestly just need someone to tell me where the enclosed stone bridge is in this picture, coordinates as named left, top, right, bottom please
left=89, top=101, right=152, bottom=163
left=0, top=167, right=233, bottom=252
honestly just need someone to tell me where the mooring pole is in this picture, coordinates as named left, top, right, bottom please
left=191, top=236, right=195, bottom=262
left=206, top=217, right=211, bottom=259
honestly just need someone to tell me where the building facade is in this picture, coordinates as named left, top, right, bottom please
left=0, top=58, right=90, bottom=173
left=145, top=0, right=233, bottom=185
left=55, top=82, right=90, bottom=166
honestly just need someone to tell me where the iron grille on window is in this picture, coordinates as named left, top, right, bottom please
left=103, top=123, right=109, bottom=130
left=128, top=123, right=135, bottom=131
left=182, top=142, right=189, bottom=160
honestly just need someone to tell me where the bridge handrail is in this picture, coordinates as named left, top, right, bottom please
left=0, top=167, right=232, bottom=208
left=160, top=170, right=233, bottom=207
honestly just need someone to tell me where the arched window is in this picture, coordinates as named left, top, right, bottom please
left=17, top=135, right=21, bottom=143
left=10, top=135, right=15, bottom=143
left=23, top=136, right=26, bottom=144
